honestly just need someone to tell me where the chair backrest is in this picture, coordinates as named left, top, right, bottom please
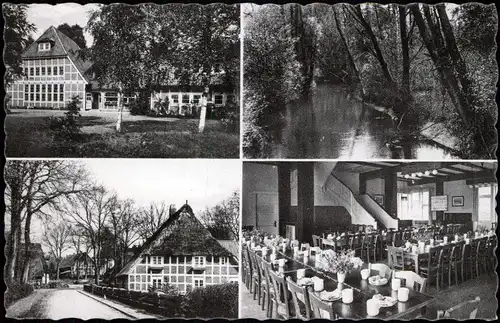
left=470, top=238, right=480, bottom=258
left=428, top=246, right=442, bottom=268
left=312, top=235, right=321, bottom=248
left=369, top=263, right=392, bottom=280
left=389, top=248, right=405, bottom=269
left=322, top=239, right=335, bottom=250
left=451, top=242, right=464, bottom=262
left=268, top=268, right=291, bottom=319
left=439, top=245, right=453, bottom=264
left=248, top=250, right=260, bottom=279
left=286, top=276, right=312, bottom=320
left=393, top=231, right=403, bottom=247
left=393, top=270, right=427, bottom=293
left=437, top=296, right=481, bottom=319
left=307, top=288, right=336, bottom=319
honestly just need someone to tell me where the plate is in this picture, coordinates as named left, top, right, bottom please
left=372, top=294, right=397, bottom=307
left=368, top=276, right=388, bottom=286
left=297, top=278, right=314, bottom=286
left=319, top=290, right=342, bottom=302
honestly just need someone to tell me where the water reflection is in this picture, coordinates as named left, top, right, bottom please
left=271, top=84, right=456, bottom=159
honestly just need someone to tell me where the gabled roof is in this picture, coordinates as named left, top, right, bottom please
left=22, top=26, right=92, bottom=82
left=59, top=253, right=92, bottom=269
left=117, top=204, right=233, bottom=276
left=217, top=240, right=239, bottom=260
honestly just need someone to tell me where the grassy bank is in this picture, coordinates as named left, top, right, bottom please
left=5, top=112, right=239, bottom=158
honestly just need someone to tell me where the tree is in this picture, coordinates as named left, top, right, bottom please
left=57, top=23, right=87, bottom=49
left=135, top=201, right=170, bottom=241
left=200, top=191, right=239, bottom=240
left=66, top=186, right=116, bottom=284
left=5, top=160, right=89, bottom=284
left=43, top=221, right=72, bottom=280
left=3, top=3, right=36, bottom=86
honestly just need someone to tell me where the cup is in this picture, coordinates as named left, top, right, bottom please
left=270, top=254, right=276, bottom=262
left=361, top=269, right=370, bottom=280
left=465, top=238, right=470, bottom=245
left=342, top=288, right=353, bottom=304
left=278, top=259, right=286, bottom=267
left=314, top=278, right=324, bottom=292
left=443, top=236, right=448, bottom=244
left=398, top=287, right=409, bottom=302
left=294, top=246, right=299, bottom=254
left=463, top=233, right=467, bottom=239
left=391, top=278, right=401, bottom=291
left=303, top=250, right=309, bottom=257
left=297, top=269, right=306, bottom=279
left=454, top=234, right=459, bottom=242
left=367, top=299, right=380, bottom=316
left=261, top=247, right=268, bottom=255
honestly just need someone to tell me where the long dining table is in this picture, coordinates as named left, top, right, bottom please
left=251, top=243, right=435, bottom=320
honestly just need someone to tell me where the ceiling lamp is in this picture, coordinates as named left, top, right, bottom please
left=411, top=173, right=416, bottom=178
left=425, top=170, right=430, bottom=176
left=417, top=172, right=424, bottom=177
left=404, top=174, right=410, bottom=179
left=432, top=169, right=438, bottom=175
left=468, top=185, right=474, bottom=188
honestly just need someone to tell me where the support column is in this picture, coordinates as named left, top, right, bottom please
left=359, top=173, right=367, bottom=195
left=297, top=163, right=314, bottom=243
left=435, top=180, right=444, bottom=224
left=278, top=163, right=291, bottom=237
left=384, top=169, right=398, bottom=218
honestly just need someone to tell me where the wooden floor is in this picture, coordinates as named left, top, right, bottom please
left=239, top=273, right=498, bottom=320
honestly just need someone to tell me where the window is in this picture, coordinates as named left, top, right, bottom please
left=35, top=85, right=40, bottom=101
left=194, top=278, right=204, bottom=288
left=41, top=85, right=46, bottom=101
left=59, top=84, right=64, bottom=102
left=24, top=67, right=29, bottom=77
left=151, top=256, right=163, bottom=265
left=182, top=94, right=190, bottom=104
left=35, top=67, right=40, bottom=76
left=38, top=42, right=51, bottom=51
left=397, top=189, right=430, bottom=221
left=59, top=66, right=64, bottom=75
left=193, top=95, right=201, bottom=105
left=171, top=94, right=179, bottom=104
left=152, top=277, right=162, bottom=288
left=478, top=185, right=497, bottom=223
left=53, top=66, right=58, bottom=75
left=214, top=94, right=223, bottom=105
left=47, top=85, right=52, bottom=101
left=30, top=67, right=34, bottom=76
left=41, top=67, right=46, bottom=76
left=193, top=256, right=205, bottom=267
left=47, top=66, right=52, bottom=75
left=220, top=257, right=227, bottom=265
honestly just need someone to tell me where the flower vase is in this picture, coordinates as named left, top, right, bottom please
left=337, top=272, right=346, bottom=283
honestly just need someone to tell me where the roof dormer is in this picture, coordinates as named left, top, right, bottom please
left=37, top=38, right=55, bottom=52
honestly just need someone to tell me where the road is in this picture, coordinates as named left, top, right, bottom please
left=7, top=288, right=131, bottom=319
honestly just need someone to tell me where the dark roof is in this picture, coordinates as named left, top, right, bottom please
left=117, top=204, right=233, bottom=276
left=22, top=26, right=92, bottom=82
left=59, top=253, right=92, bottom=269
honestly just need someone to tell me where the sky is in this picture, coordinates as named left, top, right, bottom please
left=26, top=3, right=100, bottom=46
left=26, top=159, right=241, bottom=252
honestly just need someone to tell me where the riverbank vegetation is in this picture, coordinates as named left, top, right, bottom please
left=243, top=3, right=497, bottom=159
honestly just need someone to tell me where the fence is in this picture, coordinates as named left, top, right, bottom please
left=83, top=284, right=182, bottom=315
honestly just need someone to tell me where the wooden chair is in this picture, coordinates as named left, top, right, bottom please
left=254, top=254, right=268, bottom=312
left=436, top=296, right=481, bottom=319
left=393, top=231, right=403, bottom=247
left=419, top=246, right=442, bottom=291
left=438, top=245, right=453, bottom=289
left=449, top=241, right=465, bottom=286
left=369, top=263, right=392, bottom=280
left=261, top=260, right=275, bottom=318
left=350, top=233, right=363, bottom=258
left=360, top=235, right=370, bottom=262
left=478, top=237, right=492, bottom=274
left=268, top=268, right=291, bottom=319
left=389, top=247, right=406, bottom=271
left=322, top=238, right=335, bottom=251
left=307, top=288, right=337, bottom=319
left=312, top=235, right=322, bottom=249
left=469, top=238, right=481, bottom=278
left=242, top=245, right=252, bottom=290
left=461, top=243, right=472, bottom=282
left=393, top=270, right=427, bottom=293
left=248, top=250, right=262, bottom=304
left=286, top=276, right=312, bottom=320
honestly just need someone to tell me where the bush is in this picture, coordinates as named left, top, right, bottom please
left=5, top=281, right=34, bottom=308
left=129, top=94, right=151, bottom=115
left=48, top=96, right=83, bottom=141
left=221, top=109, right=239, bottom=133
left=183, top=283, right=238, bottom=318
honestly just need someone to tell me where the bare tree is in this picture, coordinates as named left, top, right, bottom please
left=109, top=198, right=141, bottom=273
left=66, top=186, right=116, bottom=284
left=200, top=191, right=239, bottom=240
left=4, top=160, right=88, bottom=284
left=43, top=221, right=72, bottom=280
left=135, top=201, right=170, bottom=241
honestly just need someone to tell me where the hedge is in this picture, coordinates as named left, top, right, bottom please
left=5, top=281, right=34, bottom=308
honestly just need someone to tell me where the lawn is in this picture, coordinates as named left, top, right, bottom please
left=5, top=110, right=240, bottom=158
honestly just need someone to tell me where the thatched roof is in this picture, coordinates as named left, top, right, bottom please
left=217, top=240, right=239, bottom=261
left=117, top=204, right=233, bottom=276
left=59, top=253, right=92, bottom=269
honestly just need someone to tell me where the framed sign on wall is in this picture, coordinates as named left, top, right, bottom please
left=451, top=196, right=464, bottom=207
left=431, top=195, right=448, bottom=211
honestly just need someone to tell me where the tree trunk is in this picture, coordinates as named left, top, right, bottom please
left=56, top=263, right=60, bottom=280
left=21, top=208, right=33, bottom=283
left=400, top=6, right=410, bottom=97
left=333, top=6, right=361, bottom=86
left=352, top=6, right=396, bottom=88
left=436, top=5, right=475, bottom=105
left=410, top=4, right=470, bottom=125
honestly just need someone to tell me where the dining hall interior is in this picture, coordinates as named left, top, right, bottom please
left=240, top=161, right=498, bottom=320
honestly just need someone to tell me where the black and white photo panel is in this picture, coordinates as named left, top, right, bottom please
left=242, top=3, right=497, bottom=159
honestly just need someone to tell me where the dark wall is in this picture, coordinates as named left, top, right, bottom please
left=285, top=206, right=352, bottom=236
